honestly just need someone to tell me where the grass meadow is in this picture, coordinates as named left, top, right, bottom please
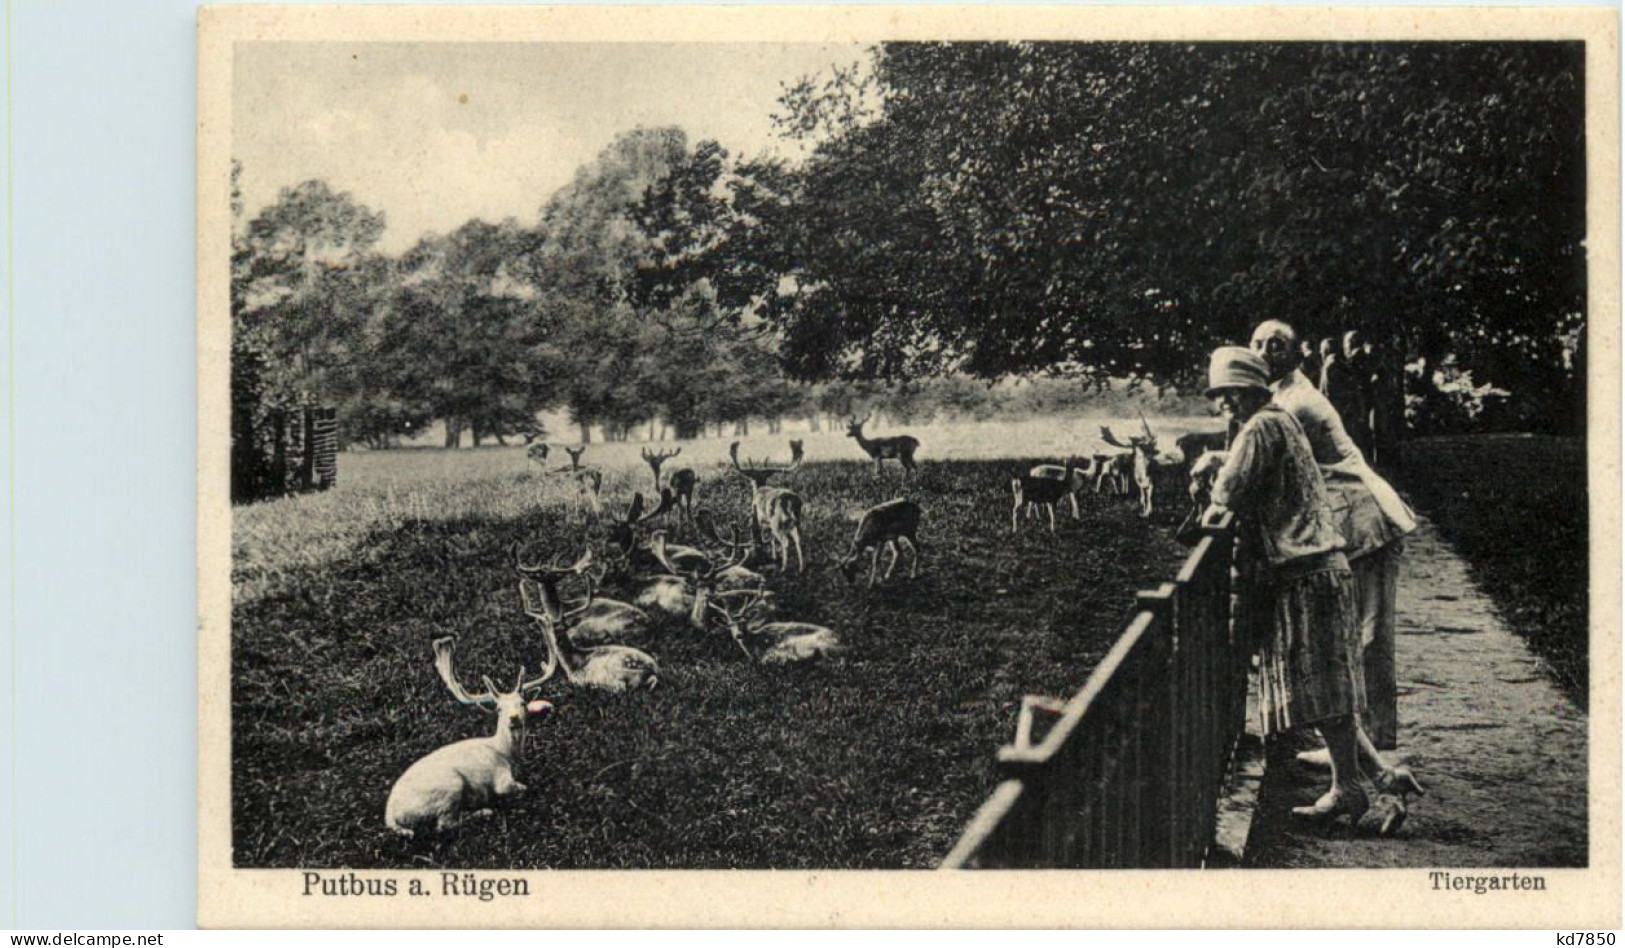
left=230, top=416, right=1208, bottom=868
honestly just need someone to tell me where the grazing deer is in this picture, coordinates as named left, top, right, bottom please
left=384, top=637, right=554, bottom=838
left=527, top=574, right=660, bottom=693
left=1101, top=414, right=1185, bottom=519
left=513, top=545, right=653, bottom=648
left=707, top=589, right=843, bottom=665
left=1027, top=457, right=1091, bottom=520
left=641, top=446, right=698, bottom=534
left=837, top=498, right=923, bottom=587
left=845, top=413, right=919, bottom=473
left=728, top=442, right=805, bottom=574
left=1013, top=459, right=1080, bottom=535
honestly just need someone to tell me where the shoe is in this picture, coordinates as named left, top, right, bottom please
left=1369, top=793, right=1408, bottom=837
left=1291, top=786, right=1370, bottom=826
left=1295, top=747, right=1332, bottom=769
left=1376, top=766, right=1426, bottom=799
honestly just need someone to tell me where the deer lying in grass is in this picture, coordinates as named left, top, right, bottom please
left=384, top=637, right=554, bottom=838
left=1101, top=414, right=1186, bottom=519
left=513, top=545, right=652, bottom=647
left=708, top=588, right=843, bottom=665
left=527, top=574, right=660, bottom=693
left=728, top=442, right=805, bottom=574
left=837, top=498, right=923, bottom=587
left=845, top=413, right=919, bottom=473
left=642, top=529, right=769, bottom=631
left=1013, top=459, right=1081, bottom=535
left=1025, top=457, right=1090, bottom=520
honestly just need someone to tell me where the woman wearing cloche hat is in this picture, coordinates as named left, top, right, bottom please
left=1199, top=346, right=1372, bottom=827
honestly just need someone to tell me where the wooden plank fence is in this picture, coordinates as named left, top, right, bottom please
left=941, top=511, right=1257, bottom=869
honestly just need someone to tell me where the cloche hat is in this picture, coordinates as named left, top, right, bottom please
left=1205, top=346, right=1271, bottom=398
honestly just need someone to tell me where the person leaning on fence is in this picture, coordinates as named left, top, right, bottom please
left=1250, top=320, right=1418, bottom=752
left=1199, top=347, right=1376, bottom=828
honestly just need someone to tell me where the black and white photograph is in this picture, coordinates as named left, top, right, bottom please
left=198, top=5, right=1618, bottom=927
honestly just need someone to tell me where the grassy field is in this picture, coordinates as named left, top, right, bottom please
left=1394, top=435, right=1589, bottom=708
left=231, top=417, right=1204, bottom=868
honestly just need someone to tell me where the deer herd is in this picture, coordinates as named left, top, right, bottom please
left=387, top=412, right=1224, bottom=837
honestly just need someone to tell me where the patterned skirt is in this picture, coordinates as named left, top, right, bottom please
left=1256, top=559, right=1366, bottom=736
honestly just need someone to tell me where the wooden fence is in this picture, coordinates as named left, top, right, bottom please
left=941, top=512, right=1256, bottom=869
left=235, top=406, right=339, bottom=503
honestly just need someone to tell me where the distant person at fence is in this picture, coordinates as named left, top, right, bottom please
left=1251, top=320, right=1418, bottom=753
left=1199, top=346, right=1371, bottom=826
left=1340, top=330, right=1378, bottom=458
left=1298, top=338, right=1322, bottom=390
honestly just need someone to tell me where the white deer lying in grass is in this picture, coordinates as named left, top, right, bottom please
left=384, top=636, right=554, bottom=838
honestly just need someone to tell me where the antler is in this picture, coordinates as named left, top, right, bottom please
left=729, top=441, right=795, bottom=483
left=648, top=530, right=682, bottom=575
left=1139, top=411, right=1157, bottom=443
left=641, top=446, right=681, bottom=465
left=638, top=487, right=678, bottom=523
left=432, top=636, right=497, bottom=707
left=1100, top=426, right=1135, bottom=450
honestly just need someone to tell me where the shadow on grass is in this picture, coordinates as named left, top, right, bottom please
left=231, top=459, right=1189, bottom=869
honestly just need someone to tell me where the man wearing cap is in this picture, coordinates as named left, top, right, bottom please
left=1250, top=319, right=1416, bottom=751
left=1199, top=346, right=1370, bottom=824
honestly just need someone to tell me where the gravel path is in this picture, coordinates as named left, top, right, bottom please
left=1243, top=516, right=1588, bottom=868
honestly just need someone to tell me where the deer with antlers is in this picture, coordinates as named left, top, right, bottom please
left=845, top=413, right=919, bottom=473
left=639, top=528, right=767, bottom=630
left=707, top=588, right=843, bottom=665
left=640, top=446, right=699, bottom=534
left=541, top=446, right=602, bottom=520
left=513, top=544, right=653, bottom=647
left=1101, top=414, right=1185, bottom=519
left=836, top=498, right=924, bottom=587
left=524, top=572, right=660, bottom=693
left=727, top=441, right=806, bottom=574
left=384, top=636, right=555, bottom=838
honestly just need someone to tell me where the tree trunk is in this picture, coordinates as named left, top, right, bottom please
left=806, top=413, right=820, bottom=433
left=444, top=416, right=463, bottom=449
left=577, top=420, right=592, bottom=444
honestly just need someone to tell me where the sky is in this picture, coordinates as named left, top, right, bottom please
left=233, top=42, right=867, bottom=254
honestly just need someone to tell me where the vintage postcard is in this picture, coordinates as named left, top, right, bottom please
left=198, top=5, right=1620, bottom=928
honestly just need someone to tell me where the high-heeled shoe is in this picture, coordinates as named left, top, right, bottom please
left=1369, top=793, right=1408, bottom=837
left=1375, top=766, right=1426, bottom=799
left=1291, top=786, right=1370, bottom=826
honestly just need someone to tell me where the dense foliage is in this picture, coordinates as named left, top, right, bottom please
left=230, top=41, right=1587, bottom=484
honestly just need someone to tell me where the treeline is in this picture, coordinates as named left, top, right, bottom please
left=232, top=41, right=1586, bottom=489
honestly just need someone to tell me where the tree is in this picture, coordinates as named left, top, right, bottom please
left=766, top=43, right=1586, bottom=430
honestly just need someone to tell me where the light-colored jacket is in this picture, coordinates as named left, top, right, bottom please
left=1272, top=369, right=1416, bottom=559
left=1211, top=404, right=1346, bottom=570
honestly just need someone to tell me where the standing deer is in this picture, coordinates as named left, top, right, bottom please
left=1093, top=452, right=1134, bottom=497
left=845, top=413, right=919, bottom=473
left=528, top=574, right=660, bottom=693
left=707, top=588, right=843, bottom=665
left=549, top=446, right=603, bottom=520
left=836, top=498, right=923, bottom=587
left=384, top=636, right=554, bottom=838
left=641, top=446, right=698, bottom=534
left=513, top=545, right=652, bottom=647
left=727, top=442, right=805, bottom=574
left=1027, top=457, right=1090, bottom=520
left=1012, top=459, right=1080, bottom=535
left=1101, top=414, right=1186, bottom=519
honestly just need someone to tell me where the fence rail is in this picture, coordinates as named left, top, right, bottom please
left=941, top=512, right=1255, bottom=869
